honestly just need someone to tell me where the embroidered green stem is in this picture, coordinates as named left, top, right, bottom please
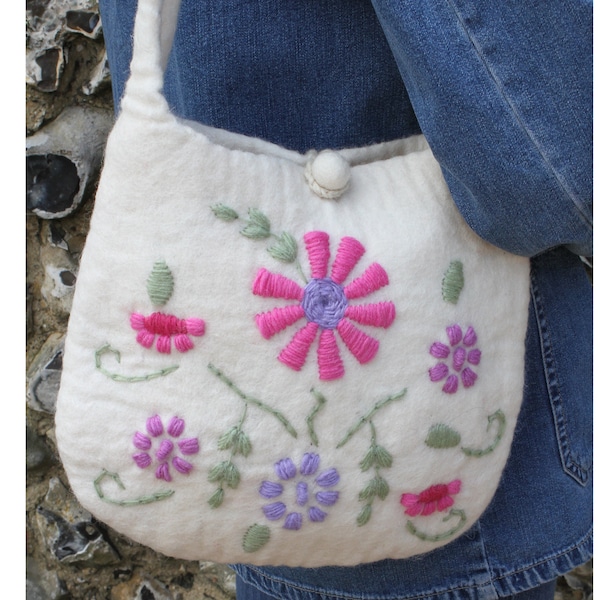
left=442, top=260, right=464, bottom=304
left=461, top=410, right=506, bottom=457
left=406, top=508, right=467, bottom=542
left=336, top=389, right=407, bottom=449
left=94, top=469, right=174, bottom=506
left=95, top=344, right=179, bottom=382
left=211, top=204, right=307, bottom=282
left=357, top=421, right=392, bottom=526
left=306, top=388, right=327, bottom=446
left=207, top=364, right=298, bottom=438
left=209, top=405, right=251, bottom=508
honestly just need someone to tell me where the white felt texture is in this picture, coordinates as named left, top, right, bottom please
left=55, top=0, right=531, bottom=568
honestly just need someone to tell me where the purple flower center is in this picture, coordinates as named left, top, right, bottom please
left=301, top=278, right=348, bottom=329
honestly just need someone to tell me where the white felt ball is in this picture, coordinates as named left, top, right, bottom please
left=311, top=150, right=351, bottom=191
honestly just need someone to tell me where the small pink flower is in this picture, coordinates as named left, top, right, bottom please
left=133, top=415, right=200, bottom=481
left=130, top=312, right=205, bottom=354
left=429, top=324, right=481, bottom=393
left=400, top=480, right=461, bottom=517
left=253, top=231, right=396, bottom=381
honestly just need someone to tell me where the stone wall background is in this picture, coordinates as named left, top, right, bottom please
left=25, top=2, right=592, bottom=599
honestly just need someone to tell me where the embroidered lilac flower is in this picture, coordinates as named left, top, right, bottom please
left=429, top=324, right=481, bottom=393
left=130, top=312, right=205, bottom=354
left=133, top=415, right=200, bottom=481
left=259, top=453, right=340, bottom=530
left=253, top=231, right=396, bottom=381
left=400, top=480, right=462, bottom=517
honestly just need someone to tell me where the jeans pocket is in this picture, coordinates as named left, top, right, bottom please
left=530, top=250, right=592, bottom=485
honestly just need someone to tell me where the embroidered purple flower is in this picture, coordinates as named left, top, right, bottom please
left=133, top=415, right=200, bottom=481
left=260, top=453, right=340, bottom=530
left=253, top=231, right=396, bottom=381
left=429, top=324, right=481, bottom=394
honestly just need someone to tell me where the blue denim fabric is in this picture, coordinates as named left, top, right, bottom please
left=98, top=1, right=592, bottom=598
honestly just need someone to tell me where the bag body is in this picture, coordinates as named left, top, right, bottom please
left=55, top=0, right=530, bottom=567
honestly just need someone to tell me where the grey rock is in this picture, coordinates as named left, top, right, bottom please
left=27, top=333, right=65, bottom=414
left=26, top=557, right=69, bottom=600
left=26, top=105, right=113, bottom=219
left=36, top=478, right=120, bottom=566
left=26, top=0, right=102, bottom=92
left=26, top=426, right=54, bottom=471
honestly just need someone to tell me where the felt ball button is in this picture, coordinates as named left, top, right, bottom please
left=305, top=150, right=351, bottom=200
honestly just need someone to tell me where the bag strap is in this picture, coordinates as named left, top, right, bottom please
left=120, top=0, right=182, bottom=119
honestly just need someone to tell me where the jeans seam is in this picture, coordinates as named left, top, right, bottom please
left=443, top=0, right=592, bottom=232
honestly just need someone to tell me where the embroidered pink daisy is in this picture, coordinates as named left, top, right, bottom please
left=429, top=324, right=481, bottom=393
left=400, top=480, right=461, bottom=517
left=132, top=415, right=200, bottom=481
left=130, top=312, right=205, bottom=354
left=253, top=231, right=396, bottom=381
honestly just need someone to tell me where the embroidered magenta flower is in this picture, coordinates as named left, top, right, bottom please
left=400, top=480, right=461, bottom=517
left=130, top=312, right=205, bottom=353
left=260, top=453, right=340, bottom=530
left=429, top=324, right=481, bottom=393
left=253, top=231, right=396, bottom=380
left=133, top=415, right=200, bottom=481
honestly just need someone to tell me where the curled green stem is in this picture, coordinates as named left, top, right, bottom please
left=94, top=470, right=174, bottom=506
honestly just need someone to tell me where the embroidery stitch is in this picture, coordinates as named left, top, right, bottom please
left=95, top=344, right=179, bottom=382
left=243, top=524, right=271, bottom=553
left=259, top=453, right=340, bottom=530
left=406, top=508, right=467, bottom=542
left=254, top=232, right=396, bottom=380
left=337, top=389, right=407, bottom=449
left=207, top=364, right=298, bottom=508
left=357, top=421, right=393, bottom=526
left=429, top=324, right=481, bottom=393
left=401, top=481, right=467, bottom=543
left=211, top=204, right=305, bottom=279
left=131, top=312, right=205, bottom=353
left=147, top=260, right=174, bottom=306
left=94, top=469, right=174, bottom=506
left=133, top=415, right=200, bottom=481
left=442, top=261, right=464, bottom=304
left=306, top=388, right=327, bottom=447
left=425, top=411, right=506, bottom=456
left=461, top=410, right=506, bottom=457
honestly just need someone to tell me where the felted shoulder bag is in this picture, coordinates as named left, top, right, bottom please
left=55, top=0, right=530, bottom=567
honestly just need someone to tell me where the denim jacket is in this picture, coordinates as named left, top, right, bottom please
left=99, top=1, right=592, bottom=598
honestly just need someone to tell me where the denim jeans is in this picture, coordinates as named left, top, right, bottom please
left=99, top=1, right=593, bottom=598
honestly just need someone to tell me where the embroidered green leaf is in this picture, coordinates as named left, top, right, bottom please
left=359, top=447, right=376, bottom=472
left=146, top=261, right=174, bottom=306
left=208, top=461, right=229, bottom=483
left=372, top=445, right=393, bottom=469
left=218, top=427, right=239, bottom=451
left=357, top=504, right=372, bottom=527
left=211, top=203, right=239, bottom=222
left=267, top=232, right=298, bottom=263
left=223, top=462, right=241, bottom=489
left=234, top=431, right=252, bottom=457
left=243, top=524, right=271, bottom=553
left=442, top=260, right=464, bottom=304
left=241, top=208, right=271, bottom=239
left=425, top=424, right=461, bottom=449
left=208, top=487, right=225, bottom=509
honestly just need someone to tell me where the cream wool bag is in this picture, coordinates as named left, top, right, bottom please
left=55, top=0, right=531, bottom=567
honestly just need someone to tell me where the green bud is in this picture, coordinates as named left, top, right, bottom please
left=357, top=504, right=372, bottom=527
left=208, top=487, right=224, bottom=509
left=267, top=232, right=298, bottom=263
left=211, top=204, right=239, bottom=222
